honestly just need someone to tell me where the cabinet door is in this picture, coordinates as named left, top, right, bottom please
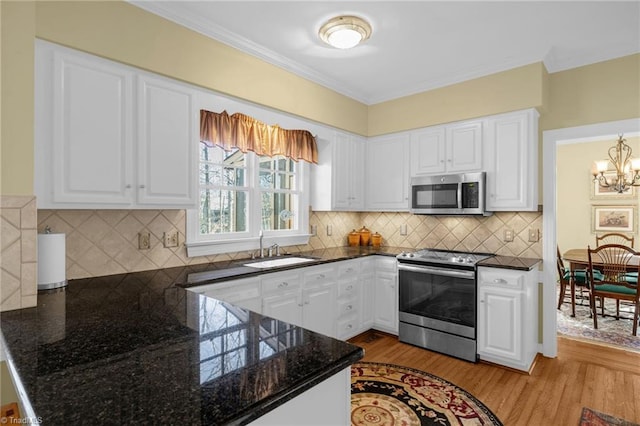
left=333, top=133, right=364, bottom=210
left=410, top=126, right=447, bottom=175
left=365, top=134, right=410, bottom=211
left=262, top=291, right=302, bottom=327
left=52, top=51, right=134, bottom=204
left=303, top=283, right=336, bottom=336
left=373, top=271, right=398, bottom=334
left=477, top=286, right=522, bottom=361
left=446, top=120, right=483, bottom=172
left=485, top=109, right=539, bottom=211
left=137, top=75, right=198, bottom=207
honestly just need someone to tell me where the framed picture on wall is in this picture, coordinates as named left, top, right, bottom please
left=591, top=172, right=636, bottom=199
left=591, top=205, right=636, bottom=233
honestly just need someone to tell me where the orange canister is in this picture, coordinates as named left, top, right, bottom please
left=348, top=229, right=360, bottom=247
left=359, top=226, right=371, bottom=246
left=371, top=232, right=382, bottom=248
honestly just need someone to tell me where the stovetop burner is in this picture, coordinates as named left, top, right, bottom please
left=397, top=248, right=494, bottom=266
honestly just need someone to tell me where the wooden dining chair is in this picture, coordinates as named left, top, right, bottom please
left=587, top=244, right=640, bottom=336
left=595, top=232, right=635, bottom=248
left=557, top=246, right=600, bottom=316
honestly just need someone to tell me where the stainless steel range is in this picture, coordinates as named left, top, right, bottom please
left=396, top=248, right=494, bottom=362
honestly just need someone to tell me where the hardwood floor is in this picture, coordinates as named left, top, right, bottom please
left=348, top=332, right=640, bottom=425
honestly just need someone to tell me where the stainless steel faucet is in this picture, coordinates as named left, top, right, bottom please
left=259, top=230, right=264, bottom=258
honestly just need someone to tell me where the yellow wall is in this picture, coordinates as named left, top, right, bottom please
left=557, top=136, right=640, bottom=252
left=544, top=54, right=640, bottom=131
left=368, top=62, right=547, bottom=136
left=1, top=1, right=35, bottom=196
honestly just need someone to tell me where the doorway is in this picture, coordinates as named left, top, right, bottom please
left=542, top=118, right=640, bottom=357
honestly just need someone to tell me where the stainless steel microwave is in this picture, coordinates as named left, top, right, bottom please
left=409, top=172, right=490, bottom=215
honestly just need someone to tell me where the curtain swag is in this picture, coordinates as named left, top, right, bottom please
left=200, top=109, right=318, bottom=164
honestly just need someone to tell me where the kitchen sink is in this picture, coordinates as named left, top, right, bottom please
left=244, top=257, right=317, bottom=269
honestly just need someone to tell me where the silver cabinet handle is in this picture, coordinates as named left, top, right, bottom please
left=493, top=278, right=508, bottom=284
left=278, top=282, right=289, bottom=288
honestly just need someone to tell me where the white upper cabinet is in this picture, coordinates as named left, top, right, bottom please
left=137, top=75, right=197, bottom=207
left=48, top=50, right=135, bottom=205
left=365, top=134, right=410, bottom=211
left=410, top=120, right=482, bottom=176
left=311, top=131, right=364, bottom=211
left=35, top=41, right=198, bottom=209
left=484, top=108, right=539, bottom=211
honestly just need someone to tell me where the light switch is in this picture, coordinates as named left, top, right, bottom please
left=528, top=228, right=539, bottom=242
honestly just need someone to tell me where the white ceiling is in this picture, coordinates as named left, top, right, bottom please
left=131, top=1, right=640, bottom=105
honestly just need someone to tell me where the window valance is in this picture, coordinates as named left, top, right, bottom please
left=200, top=110, right=318, bottom=164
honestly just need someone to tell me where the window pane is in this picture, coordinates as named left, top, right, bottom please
left=275, top=172, right=293, bottom=190
left=261, top=192, right=295, bottom=230
left=259, top=170, right=274, bottom=189
left=200, top=189, right=248, bottom=234
left=199, top=163, right=221, bottom=185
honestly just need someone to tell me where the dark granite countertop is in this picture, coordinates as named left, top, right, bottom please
left=0, top=268, right=364, bottom=425
left=179, top=246, right=408, bottom=287
left=477, top=255, right=542, bottom=271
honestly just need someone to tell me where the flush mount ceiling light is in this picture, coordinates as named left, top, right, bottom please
left=318, top=15, right=372, bottom=49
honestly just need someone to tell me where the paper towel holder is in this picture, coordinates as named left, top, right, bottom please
left=38, top=230, right=68, bottom=290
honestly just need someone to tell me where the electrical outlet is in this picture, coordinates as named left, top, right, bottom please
left=163, top=230, right=179, bottom=248
left=528, top=228, right=539, bottom=242
left=326, top=224, right=332, bottom=236
left=310, top=225, right=317, bottom=236
left=138, top=232, right=151, bottom=250
left=503, top=229, right=514, bottom=242
left=400, top=224, right=408, bottom=236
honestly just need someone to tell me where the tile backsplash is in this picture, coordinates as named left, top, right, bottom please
left=37, top=209, right=542, bottom=281
left=1, top=196, right=38, bottom=311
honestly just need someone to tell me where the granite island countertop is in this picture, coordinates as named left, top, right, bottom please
left=0, top=269, right=364, bottom=425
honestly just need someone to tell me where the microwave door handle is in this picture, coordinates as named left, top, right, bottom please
left=457, top=182, right=463, bottom=208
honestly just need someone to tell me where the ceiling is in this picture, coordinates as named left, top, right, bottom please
left=131, top=1, right=640, bottom=105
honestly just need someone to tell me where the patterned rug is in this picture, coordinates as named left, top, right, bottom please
left=579, top=407, right=640, bottom=426
left=350, top=362, right=502, bottom=426
left=557, top=287, right=640, bottom=352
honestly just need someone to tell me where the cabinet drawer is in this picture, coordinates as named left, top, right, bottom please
left=336, top=314, right=360, bottom=340
left=262, top=272, right=301, bottom=294
left=478, top=269, right=524, bottom=290
left=337, top=261, right=360, bottom=279
left=337, top=298, right=359, bottom=317
left=303, top=266, right=335, bottom=286
left=338, top=280, right=360, bottom=299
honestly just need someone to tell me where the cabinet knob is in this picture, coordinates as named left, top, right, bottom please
left=346, top=285, right=353, bottom=291
left=347, top=324, right=353, bottom=329
left=318, top=274, right=325, bottom=279
left=304, top=301, right=309, bottom=305
left=298, top=303, right=303, bottom=307
left=139, top=184, right=146, bottom=189
left=346, top=305, right=353, bottom=310
left=493, top=278, right=507, bottom=284
left=125, top=184, right=132, bottom=189
left=480, top=299, right=485, bottom=303
left=278, top=282, right=289, bottom=288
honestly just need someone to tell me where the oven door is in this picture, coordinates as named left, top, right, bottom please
left=398, top=263, right=476, bottom=339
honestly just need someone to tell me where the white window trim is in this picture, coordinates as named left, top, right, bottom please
left=186, top=157, right=311, bottom=257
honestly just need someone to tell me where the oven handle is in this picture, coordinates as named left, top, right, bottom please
left=398, top=263, right=475, bottom=279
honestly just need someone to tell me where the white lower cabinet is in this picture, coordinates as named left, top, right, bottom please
left=262, top=271, right=304, bottom=327
left=372, top=257, right=399, bottom=335
left=187, top=276, right=262, bottom=313
left=477, top=266, right=538, bottom=372
left=189, top=256, right=399, bottom=340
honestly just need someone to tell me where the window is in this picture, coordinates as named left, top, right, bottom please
left=186, top=142, right=310, bottom=256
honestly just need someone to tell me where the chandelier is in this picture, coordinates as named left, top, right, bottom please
left=592, top=134, right=640, bottom=193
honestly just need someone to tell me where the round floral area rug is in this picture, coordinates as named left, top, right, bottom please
left=351, top=362, right=503, bottom=426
